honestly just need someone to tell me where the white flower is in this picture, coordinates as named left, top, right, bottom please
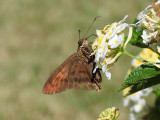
left=126, top=91, right=142, bottom=103
left=136, top=1, right=160, bottom=46
left=132, top=48, right=160, bottom=68
left=104, top=71, right=111, bottom=80
left=155, top=0, right=160, bottom=5
left=130, top=99, right=146, bottom=113
left=142, top=88, right=153, bottom=96
left=100, top=58, right=112, bottom=80
left=102, top=43, right=109, bottom=58
left=92, top=16, right=128, bottom=79
left=123, top=97, right=130, bottom=107
left=131, top=58, right=143, bottom=67
left=105, top=23, right=117, bottom=39
left=137, top=5, right=152, bottom=21
left=141, top=29, right=158, bottom=45
left=105, top=15, right=128, bottom=39
left=94, top=43, right=109, bottom=63
left=96, top=29, right=103, bottom=36
left=118, top=15, right=128, bottom=25
left=123, top=87, right=152, bottom=116
left=115, top=23, right=128, bottom=33
left=108, top=34, right=123, bottom=48
left=123, top=88, right=152, bottom=120
left=102, top=66, right=111, bottom=80
left=136, top=5, right=152, bottom=31
left=129, top=113, right=136, bottom=120
left=123, top=88, right=152, bottom=105
left=95, top=48, right=103, bottom=62
left=157, top=45, right=160, bottom=54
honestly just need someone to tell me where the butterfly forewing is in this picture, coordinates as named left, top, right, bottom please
left=43, top=54, right=76, bottom=94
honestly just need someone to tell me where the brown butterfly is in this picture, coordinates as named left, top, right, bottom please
left=43, top=17, right=102, bottom=94
left=43, top=38, right=102, bottom=94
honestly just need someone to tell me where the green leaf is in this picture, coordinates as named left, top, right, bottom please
left=125, top=75, right=160, bottom=96
left=129, top=27, right=149, bottom=48
left=154, top=89, right=160, bottom=98
left=129, top=19, right=149, bottom=48
left=120, top=64, right=160, bottom=95
left=154, top=89, right=160, bottom=109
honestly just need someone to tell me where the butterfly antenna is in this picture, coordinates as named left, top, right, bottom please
left=78, top=30, right=81, bottom=40
left=82, top=16, right=100, bottom=39
left=86, top=34, right=97, bottom=39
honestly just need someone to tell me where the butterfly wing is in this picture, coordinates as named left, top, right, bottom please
left=43, top=53, right=100, bottom=94
left=68, top=57, right=100, bottom=91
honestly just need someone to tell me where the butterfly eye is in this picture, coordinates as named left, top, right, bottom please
left=83, top=47, right=89, bottom=53
left=78, top=42, right=82, bottom=46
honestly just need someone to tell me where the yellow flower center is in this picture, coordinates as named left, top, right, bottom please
left=108, top=32, right=112, bottom=36
left=102, top=47, right=105, bottom=51
left=156, top=64, right=160, bottom=68
left=98, top=37, right=103, bottom=45
left=138, top=104, right=143, bottom=111
left=135, top=60, right=142, bottom=66
left=118, top=26, right=121, bottom=31
left=113, top=39, right=118, bottom=44
left=131, top=93, right=136, bottom=97
left=103, top=61, right=106, bottom=66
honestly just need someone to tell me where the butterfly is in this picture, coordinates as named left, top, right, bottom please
left=43, top=17, right=102, bottom=94
left=42, top=38, right=102, bottom=94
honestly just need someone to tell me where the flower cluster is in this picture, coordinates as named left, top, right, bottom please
left=136, top=0, right=160, bottom=52
left=92, top=15, right=128, bottom=79
left=98, top=107, right=119, bottom=120
left=131, top=48, right=160, bottom=68
left=122, top=86, right=152, bottom=120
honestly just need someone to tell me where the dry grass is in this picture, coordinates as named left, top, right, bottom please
left=0, top=0, right=151, bottom=120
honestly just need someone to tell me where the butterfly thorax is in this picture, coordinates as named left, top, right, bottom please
left=77, top=38, right=93, bottom=63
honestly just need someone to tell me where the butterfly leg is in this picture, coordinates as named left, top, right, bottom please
left=94, top=79, right=101, bottom=91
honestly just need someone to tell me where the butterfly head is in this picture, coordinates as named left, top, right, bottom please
left=78, top=38, right=88, bottom=47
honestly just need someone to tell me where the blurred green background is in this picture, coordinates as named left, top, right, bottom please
left=0, top=0, right=152, bottom=120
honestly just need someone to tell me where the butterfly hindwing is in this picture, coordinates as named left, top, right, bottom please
left=68, top=59, right=99, bottom=91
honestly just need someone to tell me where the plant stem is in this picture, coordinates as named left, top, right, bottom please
left=107, top=52, right=122, bottom=64
left=123, top=50, right=145, bottom=62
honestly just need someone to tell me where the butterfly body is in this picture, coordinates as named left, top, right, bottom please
left=43, top=39, right=102, bottom=94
